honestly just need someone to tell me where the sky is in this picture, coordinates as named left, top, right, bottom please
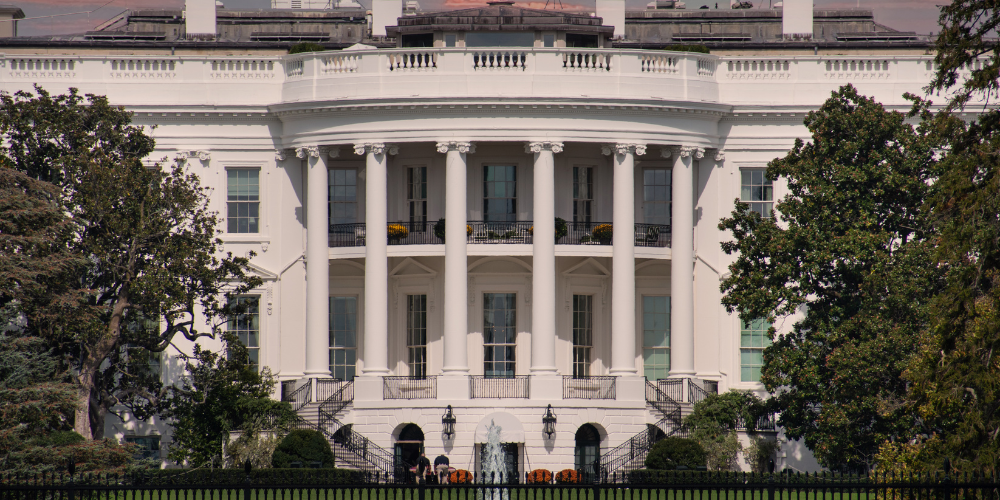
left=12, top=0, right=944, bottom=37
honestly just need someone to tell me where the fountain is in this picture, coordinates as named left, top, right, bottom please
left=480, top=420, right=509, bottom=500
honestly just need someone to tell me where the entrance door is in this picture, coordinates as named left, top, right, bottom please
left=394, top=424, right=425, bottom=482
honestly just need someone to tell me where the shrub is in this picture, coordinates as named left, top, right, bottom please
left=289, top=42, right=328, bottom=54
left=526, top=468, right=553, bottom=484
left=387, top=223, right=409, bottom=240
left=433, top=219, right=473, bottom=242
left=271, top=430, right=335, bottom=469
left=645, top=437, right=707, bottom=470
left=133, top=468, right=362, bottom=485
left=592, top=224, right=613, bottom=242
left=555, top=468, right=579, bottom=484
left=745, top=436, right=781, bottom=473
left=450, top=469, right=473, bottom=484
left=661, top=44, right=710, bottom=54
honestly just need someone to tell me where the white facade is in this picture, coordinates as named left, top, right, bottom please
left=0, top=43, right=957, bottom=475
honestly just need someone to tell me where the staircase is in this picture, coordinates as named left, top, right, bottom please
left=286, top=378, right=410, bottom=482
left=597, top=380, right=691, bottom=482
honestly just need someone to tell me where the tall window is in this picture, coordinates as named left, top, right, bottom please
left=573, top=166, right=593, bottom=223
left=483, top=166, right=517, bottom=222
left=229, top=296, right=260, bottom=367
left=330, top=296, right=358, bottom=380
left=643, top=168, right=672, bottom=226
left=741, top=169, right=773, bottom=218
left=124, top=436, right=161, bottom=460
left=329, top=168, right=358, bottom=225
left=741, top=318, right=772, bottom=382
left=642, top=296, right=671, bottom=381
left=407, top=295, right=427, bottom=378
left=227, top=169, right=260, bottom=233
left=483, top=293, right=516, bottom=377
left=572, top=295, right=593, bottom=378
left=407, top=166, right=427, bottom=227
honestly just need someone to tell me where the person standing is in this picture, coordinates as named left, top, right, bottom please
left=415, top=452, right=431, bottom=484
left=434, top=453, right=451, bottom=484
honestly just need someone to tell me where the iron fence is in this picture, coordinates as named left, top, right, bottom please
left=562, top=221, right=613, bottom=245
left=283, top=378, right=312, bottom=411
left=689, top=380, right=713, bottom=405
left=316, top=378, right=351, bottom=402
left=563, top=375, right=617, bottom=399
left=8, top=469, right=994, bottom=497
left=656, top=378, right=684, bottom=402
left=467, top=221, right=533, bottom=244
left=470, top=375, right=530, bottom=398
left=388, top=221, right=441, bottom=245
left=384, top=376, right=438, bottom=399
left=329, top=222, right=366, bottom=247
left=635, top=223, right=671, bottom=247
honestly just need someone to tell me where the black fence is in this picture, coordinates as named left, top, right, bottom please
left=635, top=223, right=671, bottom=248
left=563, top=375, right=616, bottom=399
left=384, top=376, right=438, bottom=399
left=563, top=221, right=613, bottom=245
left=4, top=469, right=998, bottom=499
left=387, top=221, right=441, bottom=245
left=329, top=223, right=366, bottom=247
left=470, top=375, right=530, bottom=398
left=467, top=221, right=533, bottom=244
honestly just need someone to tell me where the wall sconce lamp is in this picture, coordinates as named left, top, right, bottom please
left=542, top=404, right=557, bottom=439
left=442, top=405, right=457, bottom=439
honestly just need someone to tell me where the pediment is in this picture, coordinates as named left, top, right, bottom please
left=390, top=257, right=437, bottom=277
left=563, top=258, right=610, bottom=277
left=246, top=262, right=278, bottom=281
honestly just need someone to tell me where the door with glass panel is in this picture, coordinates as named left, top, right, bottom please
left=407, top=166, right=427, bottom=234
left=329, top=296, right=357, bottom=380
left=483, top=293, right=517, bottom=377
left=642, top=296, right=671, bottom=381
left=483, top=166, right=517, bottom=222
left=643, top=168, right=672, bottom=226
left=407, top=295, right=427, bottom=379
left=572, top=295, right=593, bottom=378
left=329, top=168, right=359, bottom=245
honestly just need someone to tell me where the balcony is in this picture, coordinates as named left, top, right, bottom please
left=562, top=375, right=617, bottom=399
left=383, top=376, right=437, bottom=399
left=470, top=375, right=530, bottom=399
left=329, top=221, right=671, bottom=248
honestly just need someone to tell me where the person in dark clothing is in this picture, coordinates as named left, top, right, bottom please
left=434, top=454, right=451, bottom=484
left=415, top=452, right=431, bottom=484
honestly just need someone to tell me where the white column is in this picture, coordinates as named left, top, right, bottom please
left=605, top=143, right=645, bottom=375
left=302, top=146, right=331, bottom=378
left=438, top=141, right=474, bottom=376
left=527, top=141, right=562, bottom=375
left=668, top=146, right=699, bottom=377
left=356, top=142, right=396, bottom=376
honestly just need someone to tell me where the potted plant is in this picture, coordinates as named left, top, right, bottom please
left=387, top=223, right=409, bottom=243
left=433, top=219, right=474, bottom=242
left=592, top=224, right=613, bottom=244
left=526, top=469, right=553, bottom=484
left=555, top=468, right=580, bottom=484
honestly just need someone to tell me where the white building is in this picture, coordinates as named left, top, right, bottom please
left=0, top=0, right=954, bottom=478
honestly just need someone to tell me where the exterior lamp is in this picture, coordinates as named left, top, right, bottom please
left=442, top=405, right=457, bottom=439
left=542, top=404, right=557, bottom=439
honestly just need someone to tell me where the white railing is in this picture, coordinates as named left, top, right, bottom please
left=387, top=51, right=437, bottom=71
left=471, top=50, right=528, bottom=71
left=563, top=51, right=612, bottom=71
left=641, top=53, right=679, bottom=73
left=321, top=53, right=360, bottom=74
left=824, top=59, right=891, bottom=80
left=725, top=59, right=792, bottom=80
left=110, top=59, right=176, bottom=79
left=6, top=58, right=77, bottom=79
left=210, top=59, right=276, bottom=79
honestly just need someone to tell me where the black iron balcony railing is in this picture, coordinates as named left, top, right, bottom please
left=329, top=223, right=366, bottom=247
left=470, top=375, right=530, bottom=398
left=316, top=377, right=352, bottom=402
left=562, top=375, right=617, bottom=399
left=330, top=221, right=672, bottom=247
left=657, top=378, right=684, bottom=401
left=383, top=376, right=437, bottom=399
left=467, top=221, right=533, bottom=244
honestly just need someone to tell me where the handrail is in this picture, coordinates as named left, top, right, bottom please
left=689, top=380, right=713, bottom=405
left=284, top=379, right=313, bottom=412
left=597, top=380, right=685, bottom=481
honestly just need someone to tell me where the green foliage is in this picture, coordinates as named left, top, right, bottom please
left=719, top=85, right=941, bottom=470
left=226, top=432, right=283, bottom=470
left=645, top=437, right=707, bottom=470
left=0, top=86, right=262, bottom=439
left=554, top=217, right=568, bottom=240
left=745, top=437, right=780, bottom=473
left=930, top=0, right=1000, bottom=110
left=271, top=429, right=336, bottom=469
left=289, top=43, right=329, bottom=54
left=661, top=44, right=710, bottom=54
left=133, top=467, right=362, bottom=485
left=683, top=391, right=767, bottom=471
left=162, top=334, right=296, bottom=467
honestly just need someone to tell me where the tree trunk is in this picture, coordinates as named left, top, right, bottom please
left=74, top=368, right=95, bottom=439
left=75, top=292, right=129, bottom=440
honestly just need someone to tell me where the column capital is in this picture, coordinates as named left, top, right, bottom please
left=436, top=141, right=476, bottom=154
left=354, top=143, right=399, bottom=156
left=693, top=147, right=706, bottom=160
left=664, top=146, right=696, bottom=159
left=602, top=143, right=646, bottom=156
left=295, top=146, right=320, bottom=159
left=274, top=149, right=287, bottom=161
left=713, top=149, right=726, bottom=162
left=524, top=141, right=564, bottom=154
left=319, top=145, right=340, bottom=159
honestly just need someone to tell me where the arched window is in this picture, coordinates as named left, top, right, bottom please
left=575, top=424, right=601, bottom=483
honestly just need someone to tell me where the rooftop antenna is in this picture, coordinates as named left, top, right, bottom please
left=543, top=0, right=565, bottom=9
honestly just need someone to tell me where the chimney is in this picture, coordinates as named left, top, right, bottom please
left=371, top=0, right=402, bottom=37
left=596, top=0, right=625, bottom=38
left=782, top=0, right=813, bottom=39
left=185, top=0, right=217, bottom=40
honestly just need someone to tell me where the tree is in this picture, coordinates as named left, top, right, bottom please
left=0, top=86, right=262, bottom=439
left=0, top=334, right=136, bottom=474
left=162, top=334, right=296, bottom=467
left=929, top=0, right=1000, bottom=110
left=682, top=390, right=767, bottom=471
left=718, top=85, right=941, bottom=470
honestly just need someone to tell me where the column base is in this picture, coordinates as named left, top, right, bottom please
left=353, top=376, right=384, bottom=402
left=529, top=374, right=563, bottom=401
left=438, top=374, right=470, bottom=400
